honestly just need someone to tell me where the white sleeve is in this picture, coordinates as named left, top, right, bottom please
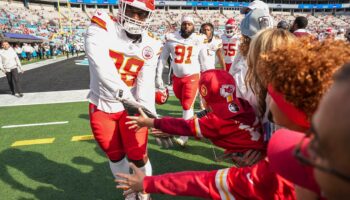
left=156, top=42, right=170, bottom=88
left=133, top=61, right=157, bottom=114
left=85, top=23, right=134, bottom=100
left=198, top=37, right=208, bottom=67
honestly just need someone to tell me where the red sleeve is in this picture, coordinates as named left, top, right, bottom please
left=143, top=170, right=221, bottom=200
left=144, top=162, right=296, bottom=200
left=153, top=115, right=218, bottom=139
left=153, top=117, right=196, bottom=137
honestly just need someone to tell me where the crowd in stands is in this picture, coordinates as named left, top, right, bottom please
left=0, top=1, right=86, bottom=56
left=1, top=0, right=349, bottom=45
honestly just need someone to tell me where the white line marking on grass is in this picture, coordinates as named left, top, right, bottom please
left=2, top=121, right=69, bottom=129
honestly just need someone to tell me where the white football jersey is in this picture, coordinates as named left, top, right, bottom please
left=221, top=34, right=240, bottom=64
left=199, top=35, right=223, bottom=72
left=158, top=31, right=207, bottom=78
left=85, top=10, right=162, bottom=113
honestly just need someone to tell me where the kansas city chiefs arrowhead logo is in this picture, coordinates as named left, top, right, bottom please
left=220, top=84, right=235, bottom=97
left=142, top=46, right=154, bottom=60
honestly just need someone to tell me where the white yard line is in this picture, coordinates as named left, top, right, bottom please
left=0, top=89, right=89, bottom=107
left=2, top=121, right=69, bottom=128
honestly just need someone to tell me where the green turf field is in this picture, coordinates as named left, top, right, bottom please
left=0, top=96, right=230, bottom=200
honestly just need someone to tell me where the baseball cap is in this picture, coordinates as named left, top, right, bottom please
left=240, top=8, right=273, bottom=38
left=268, top=85, right=310, bottom=129
left=199, top=69, right=246, bottom=119
left=181, top=15, right=194, bottom=24
left=267, top=128, right=321, bottom=194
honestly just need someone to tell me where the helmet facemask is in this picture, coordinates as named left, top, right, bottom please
left=118, top=0, right=154, bottom=35
left=225, top=26, right=235, bottom=37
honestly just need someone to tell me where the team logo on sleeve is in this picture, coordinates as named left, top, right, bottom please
left=142, top=46, right=154, bottom=60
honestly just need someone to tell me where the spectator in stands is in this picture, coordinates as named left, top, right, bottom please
left=0, top=41, right=24, bottom=97
left=22, top=43, right=33, bottom=61
left=64, top=43, right=70, bottom=58
left=14, top=44, right=22, bottom=60
left=33, top=43, right=39, bottom=59
left=49, top=42, right=54, bottom=58
left=74, top=43, right=79, bottom=56
left=325, top=27, right=335, bottom=40
left=70, top=43, right=75, bottom=57
left=345, top=28, right=350, bottom=42
left=38, top=43, right=44, bottom=60
left=277, top=20, right=289, bottom=30
left=290, top=16, right=310, bottom=37
left=335, top=29, right=346, bottom=41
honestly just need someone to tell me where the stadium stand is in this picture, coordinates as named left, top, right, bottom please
left=0, top=0, right=349, bottom=54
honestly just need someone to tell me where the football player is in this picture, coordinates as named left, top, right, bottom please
left=198, top=23, right=225, bottom=72
left=156, top=15, right=207, bottom=146
left=85, top=0, right=162, bottom=199
left=221, top=18, right=240, bottom=72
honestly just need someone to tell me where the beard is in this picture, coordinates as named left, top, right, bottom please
left=180, top=28, right=194, bottom=39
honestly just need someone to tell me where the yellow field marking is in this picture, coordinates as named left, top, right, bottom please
left=11, top=138, right=55, bottom=147
left=71, top=135, right=94, bottom=142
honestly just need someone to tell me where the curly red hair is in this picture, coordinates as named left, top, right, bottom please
left=260, top=38, right=350, bottom=118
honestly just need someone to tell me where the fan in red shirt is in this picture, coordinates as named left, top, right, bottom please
left=127, top=69, right=266, bottom=159
left=113, top=70, right=296, bottom=200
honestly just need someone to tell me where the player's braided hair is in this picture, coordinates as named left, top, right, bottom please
left=260, top=38, right=350, bottom=118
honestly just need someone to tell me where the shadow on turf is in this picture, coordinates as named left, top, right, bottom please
left=0, top=148, right=116, bottom=200
left=78, top=114, right=89, bottom=120
left=0, top=138, right=228, bottom=200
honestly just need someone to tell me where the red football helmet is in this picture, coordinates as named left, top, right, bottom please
left=225, top=18, right=237, bottom=37
left=155, top=88, right=169, bottom=105
left=118, top=0, right=155, bottom=34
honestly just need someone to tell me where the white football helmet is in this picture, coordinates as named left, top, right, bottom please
left=118, top=0, right=155, bottom=34
left=225, top=18, right=237, bottom=38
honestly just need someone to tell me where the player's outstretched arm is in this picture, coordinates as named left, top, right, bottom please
left=126, top=108, right=155, bottom=131
left=115, top=164, right=218, bottom=199
left=156, top=43, right=170, bottom=88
